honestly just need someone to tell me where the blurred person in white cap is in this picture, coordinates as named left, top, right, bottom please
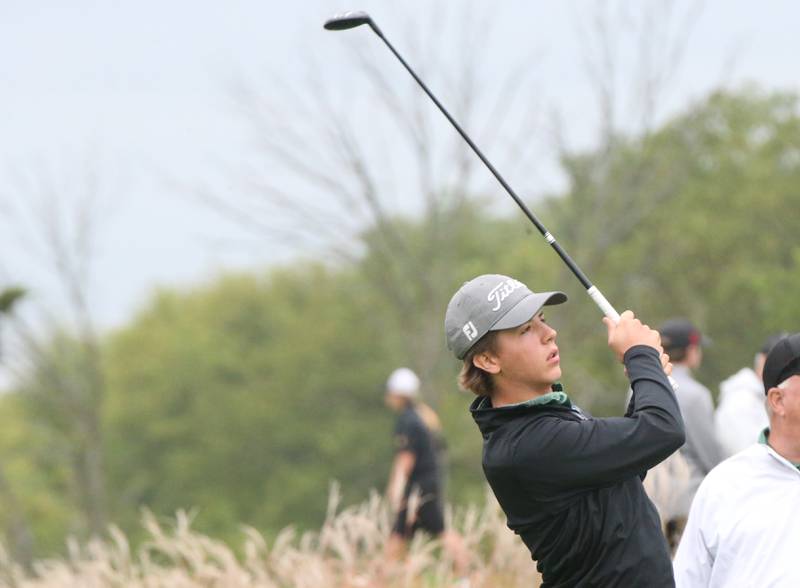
left=715, top=332, right=787, bottom=457
left=674, top=332, right=800, bottom=586
left=383, top=367, right=468, bottom=579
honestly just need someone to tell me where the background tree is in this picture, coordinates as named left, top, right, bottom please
left=0, top=2, right=798, bottom=566
left=199, top=3, right=547, bottom=411
left=0, top=87, right=798, bottom=558
left=96, top=87, right=800, bottom=543
left=0, top=160, right=114, bottom=540
left=549, top=88, right=800, bottom=413
left=0, top=286, right=35, bottom=570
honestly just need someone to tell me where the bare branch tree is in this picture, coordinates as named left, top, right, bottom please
left=0, top=157, right=113, bottom=539
left=0, top=287, right=35, bottom=571
left=197, top=4, right=545, bottom=402
left=565, top=0, right=707, bottom=271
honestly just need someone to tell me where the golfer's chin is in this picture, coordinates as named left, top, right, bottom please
left=545, top=364, right=562, bottom=384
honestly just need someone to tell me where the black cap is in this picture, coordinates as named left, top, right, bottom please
left=760, top=332, right=788, bottom=356
left=658, top=318, right=707, bottom=350
left=762, top=333, right=800, bottom=392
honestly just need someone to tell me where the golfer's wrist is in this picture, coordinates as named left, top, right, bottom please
left=623, top=344, right=661, bottom=366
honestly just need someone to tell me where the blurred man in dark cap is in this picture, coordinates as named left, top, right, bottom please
left=674, top=333, right=800, bottom=586
left=658, top=318, right=723, bottom=546
left=715, top=333, right=788, bottom=457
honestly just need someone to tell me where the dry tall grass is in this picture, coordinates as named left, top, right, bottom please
left=0, top=486, right=541, bottom=588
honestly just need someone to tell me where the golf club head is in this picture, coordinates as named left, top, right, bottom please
left=324, top=11, right=374, bottom=31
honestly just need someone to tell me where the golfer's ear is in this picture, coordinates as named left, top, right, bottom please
left=473, top=351, right=501, bottom=375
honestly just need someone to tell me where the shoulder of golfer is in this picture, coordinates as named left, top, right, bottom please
left=513, top=311, right=685, bottom=490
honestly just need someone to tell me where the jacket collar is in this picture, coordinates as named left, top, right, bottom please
left=470, top=383, right=576, bottom=435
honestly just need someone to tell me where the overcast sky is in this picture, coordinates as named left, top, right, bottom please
left=1, top=0, right=799, bottom=374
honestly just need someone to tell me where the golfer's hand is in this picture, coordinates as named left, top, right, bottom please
left=660, top=350, right=673, bottom=376
left=603, top=310, right=665, bottom=362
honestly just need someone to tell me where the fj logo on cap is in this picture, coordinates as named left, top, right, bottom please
left=488, top=279, right=524, bottom=311
left=462, top=321, right=478, bottom=341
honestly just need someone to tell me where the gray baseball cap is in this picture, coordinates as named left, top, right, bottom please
left=444, top=274, right=567, bottom=360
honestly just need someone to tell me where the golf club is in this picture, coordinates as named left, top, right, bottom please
left=324, top=11, right=676, bottom=387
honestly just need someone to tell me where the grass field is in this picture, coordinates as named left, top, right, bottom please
left=0, top=486, right=541, bottom=587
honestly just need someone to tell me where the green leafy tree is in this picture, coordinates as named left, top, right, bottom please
left=104, top=268, right=399, bottom=541
left=549, top=88, right=800, bottom=412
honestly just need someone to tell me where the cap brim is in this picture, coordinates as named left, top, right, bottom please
left=490, top=291, right=567, bottom=332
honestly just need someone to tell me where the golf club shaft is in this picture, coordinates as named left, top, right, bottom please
left=349, top=17, right=675, bottom=387
left=370, top=27, right=619, bottom=319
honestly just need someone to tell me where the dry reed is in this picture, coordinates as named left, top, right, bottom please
left=0, top=485, right=541, bottom=588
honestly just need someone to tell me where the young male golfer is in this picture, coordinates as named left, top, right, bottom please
left=445, top=274, right=685, bottom=586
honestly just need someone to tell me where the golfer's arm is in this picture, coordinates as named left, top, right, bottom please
left=517, top=346, right=685, bottom=488
left=620, top=344, right=687, bottom=462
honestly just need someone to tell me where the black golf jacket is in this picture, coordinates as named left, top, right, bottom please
left=470, top=345, right=685, bottom=587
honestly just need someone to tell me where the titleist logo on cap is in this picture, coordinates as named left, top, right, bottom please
left=488, top=278, right=524, bottom=311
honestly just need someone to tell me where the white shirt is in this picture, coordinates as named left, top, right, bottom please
left=715, top=368, right=768, bottom=457
left=673, top=442, right=800, bottom=587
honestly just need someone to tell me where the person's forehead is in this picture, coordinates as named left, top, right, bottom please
left=779, top=374, right=800, bottom=390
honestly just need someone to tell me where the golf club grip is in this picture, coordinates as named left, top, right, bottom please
left=587, top=286, right=620, bottom=322
left=588, top=287, right=678, bottom=391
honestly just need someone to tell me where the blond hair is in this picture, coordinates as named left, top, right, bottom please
left=415, top=402, right=442, bottom=433
left=458, top=331, right=499, bottom=397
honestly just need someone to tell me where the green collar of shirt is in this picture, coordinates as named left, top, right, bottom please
left=503, top=383, right=571, bottom=409
left=759, top=427, right=800, bottom=470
